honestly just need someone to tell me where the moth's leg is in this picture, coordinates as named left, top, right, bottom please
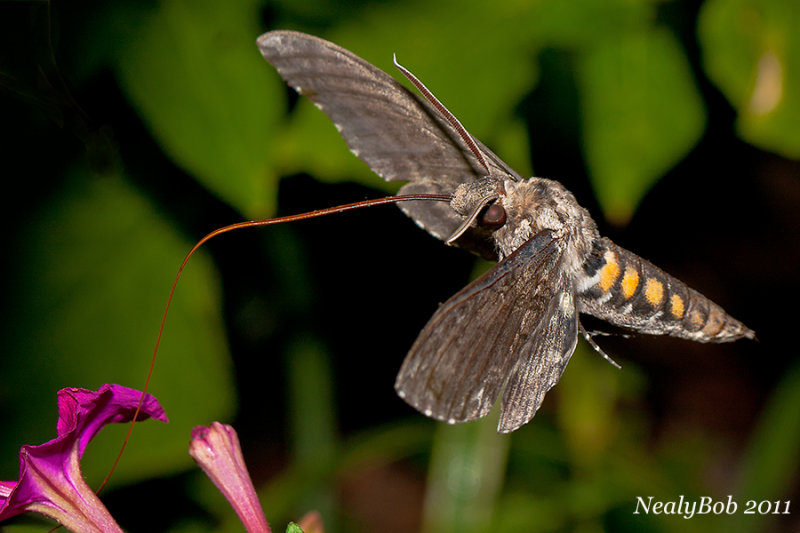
left=579, top=322, right=622, bottom=369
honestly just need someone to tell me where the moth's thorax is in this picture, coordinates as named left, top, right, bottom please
left=495, top=178, right=598, bottom=271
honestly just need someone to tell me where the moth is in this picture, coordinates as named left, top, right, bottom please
left=257, top=30, right=755, bottom=433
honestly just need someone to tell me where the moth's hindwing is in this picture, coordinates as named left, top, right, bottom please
left=395, top=230, right=579, bottom=432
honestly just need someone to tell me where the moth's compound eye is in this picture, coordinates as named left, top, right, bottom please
left=479, top=204, right=506, bottom=230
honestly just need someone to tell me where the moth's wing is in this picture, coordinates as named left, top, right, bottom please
left=395, top=230, right=578, bottom=431
left=497, top=272, right=578, bottom=432
left=258, top=30, right=517, bottom=184
left=257, top=30, right=519, bottom=245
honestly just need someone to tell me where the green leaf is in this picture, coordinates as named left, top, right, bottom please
left=0, top=170, right=235, bottom=486
left=531, top=0, right=653, bottom=47
left=114, top=0, right=282, bottom=217
left=579, top=29, right=706, bottom=224
left=699, top=0, right=800, bottom=157
left=286, top=523, right=305, bottom=533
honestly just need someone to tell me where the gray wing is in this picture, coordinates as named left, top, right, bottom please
left=257, top=30, right=520, bottom=242
left=394, top=230, right=579, bottom=432
left=497, top=272, right=577, bottom=432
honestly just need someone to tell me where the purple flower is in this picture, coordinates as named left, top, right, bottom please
left=190, top=422, right=271, bottom=533
left=0, top=384, right=168, bottom=532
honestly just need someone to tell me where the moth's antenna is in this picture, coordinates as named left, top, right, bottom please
left=99, top=193, right=451, bottom=494
left=393, top=55, right=490, bottom=176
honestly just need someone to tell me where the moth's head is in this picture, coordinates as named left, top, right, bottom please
left=450, top=177, right=506, bottom=222
left=445, top=177, right=509, bottom=244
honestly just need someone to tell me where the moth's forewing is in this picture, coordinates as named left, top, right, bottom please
left=258, top=31, right=487, bottom=183
left=395, top=231, right=575, bottom=431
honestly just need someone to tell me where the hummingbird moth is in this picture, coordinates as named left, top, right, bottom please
left=257, top=30, right=755, bottom=433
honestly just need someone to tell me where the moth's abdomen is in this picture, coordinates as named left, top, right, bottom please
left=576, top=238, right=755, bottom=343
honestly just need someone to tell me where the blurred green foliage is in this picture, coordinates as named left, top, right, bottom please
left=699, top=0, right=800, bottom=158
left=1, top=0, right=797, bottom=532
left=113, top=0, right=281, bottom=218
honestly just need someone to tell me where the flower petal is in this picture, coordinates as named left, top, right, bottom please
left=0, top=384, right=168, bottom=531
left=190, top=422, right=270, bottom=533
left=57, top=383, right=168, bottom=459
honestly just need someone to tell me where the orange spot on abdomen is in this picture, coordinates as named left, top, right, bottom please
left=621, top=267, right=639, bottom=299
left=644, top=278, right=664, bottom=307
left=670, top=294, right=685, bottom=319
left=599, top=256, right=621, bottom=292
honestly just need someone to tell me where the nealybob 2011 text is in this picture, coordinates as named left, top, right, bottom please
left=633, top=495, right=791, bottom=519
